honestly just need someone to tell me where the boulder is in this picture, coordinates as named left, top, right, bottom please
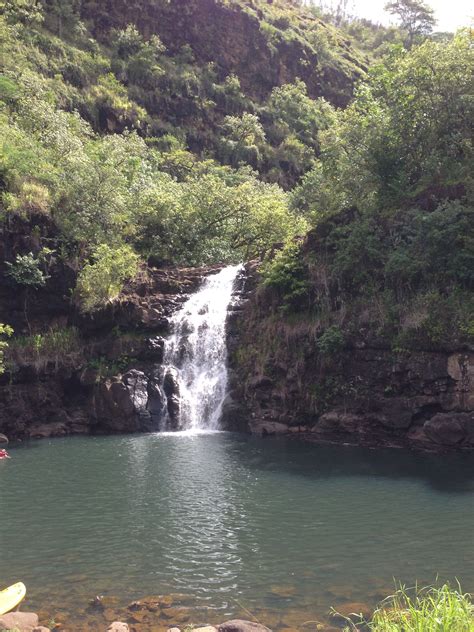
left=218, top=620, right=272, bottom=632
left=163, top=368, right=180, bottom=398
left=424, top=412, right=474, bottom=446
left=0, top=611, right=39, bottom=632
left=143, top=336, right=165, bottom=362
left=167, top=628, right=181, bottom=632
left=107, top=623, right=130, bottom=632
left=250, top=421, right=288, bottom=436
left=33, top=628, right=51, bottom=632
left=123, top=370, right=149, bottom=413
left=28, top=422, right=68, bottom=439
left=0, top=432, right=8, bottom=443
left=315, top=411, right=362, bottom=433
left=193, top=627, right=218, bottom=632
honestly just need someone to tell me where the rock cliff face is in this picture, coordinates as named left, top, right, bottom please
left=0, top=264, right=224, bottom=440
left=223, top=264, right=474, bottom=451
left=81, top=0, right=363, bottom=106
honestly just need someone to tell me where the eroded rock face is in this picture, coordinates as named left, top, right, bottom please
left=81, top=0, right=362, bottom=107
left=223, top=265, right=474, bottom=451
left=0, top=265, right=223, bottom=440
left=424, top=412, right=474, bottom=445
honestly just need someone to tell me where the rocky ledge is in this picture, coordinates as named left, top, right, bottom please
left=0, top=264, right=226, bottom=441
left=222, top=264, right=474, bottom=452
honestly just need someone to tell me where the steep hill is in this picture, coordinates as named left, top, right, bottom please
left=79, top=0, right=365, bottom=105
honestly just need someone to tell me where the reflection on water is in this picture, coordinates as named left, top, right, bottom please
left=0, top=433, right=473, bottom=628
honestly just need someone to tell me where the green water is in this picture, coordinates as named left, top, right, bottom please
left=1, top=432, right=473, bottom=628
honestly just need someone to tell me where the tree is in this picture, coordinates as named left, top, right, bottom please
left=5, top=252, right=49, bottom=332
left=384, top=0, right=436, bottom=47
left=6, top=252, right=48, bottom=287
left=220, top=113, right=266, bottom=168
left=76, top=244, right=139, bottom=312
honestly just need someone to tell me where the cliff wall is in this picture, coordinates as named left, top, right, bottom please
left=223, top=263, right=474, bottom=451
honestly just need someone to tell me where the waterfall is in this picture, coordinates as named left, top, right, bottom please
left=161, top=264, right=242, bottom=432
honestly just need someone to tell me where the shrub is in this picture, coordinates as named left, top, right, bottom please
left=0, top=323, right=13, bottom=374
left=76, top=244, right=139, bottom=312
left=262, top=240, right=310, bottom=312
left=317, top=325, right=345, bottom=355
left=5, top=252, right=48, bottom=287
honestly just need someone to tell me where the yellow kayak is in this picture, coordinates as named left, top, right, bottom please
left=0, top=582, right=26, bottom=615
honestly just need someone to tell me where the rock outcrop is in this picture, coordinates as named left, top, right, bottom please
left=223, top=264, right=474, bottom=452
left=81, top=0, right=364, bottom=107
left=0, top=265, right=225, bottom=440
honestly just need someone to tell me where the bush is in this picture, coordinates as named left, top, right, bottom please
left=262, top=240, right=310, bottom=312
left=76, top=244, right=139, bottom=312
left=317, top=325, right=345, bottom=355
left=0, top=323, right=13, bottom=374
left=5, top=252, right=48, bottom=287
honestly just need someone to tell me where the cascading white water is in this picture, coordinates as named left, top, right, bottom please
left=161, top=264, right=242, bottom=431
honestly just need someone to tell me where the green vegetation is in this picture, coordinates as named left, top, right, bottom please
left=338, top=583, right=474, bottom=631
left=76, top=244, right=139, bottom=312
left=6, top=326, right=82, bottom=370
left=265, top=30, right=473, bottom=350
left=384, top=0, right=436, bottom=48
left=0, top=0, right=471, bottom=356
left=1, top=0, right=320, bottom=313
left=0, top=323, right=13, bottom=374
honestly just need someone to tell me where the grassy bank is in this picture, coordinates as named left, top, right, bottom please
left=338, top=583, right=474, bottom=631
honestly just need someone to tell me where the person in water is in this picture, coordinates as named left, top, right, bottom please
left=0, top=448, right=10, bottom=459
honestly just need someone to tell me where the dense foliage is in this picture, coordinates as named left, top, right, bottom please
left=265, top=32, right=473, bottom=349
left=0, top=0, right=472, bottom=346
left=0, top=0, right=315, bottom=311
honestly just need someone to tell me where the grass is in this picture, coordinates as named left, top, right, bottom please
left=339, top=583, right=474, bottom=631
left=6, top=326, right=83, bottom=371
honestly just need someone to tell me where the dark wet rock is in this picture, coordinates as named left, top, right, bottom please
left=163, top=368, right=180, bottom=398
left=142, top=336, right=165, bottom=362
left=167, top=394, right=181, bottom=426
left=224, top=262, right=474, bottom=451
left=0, top=611, right=39, bottom=632
left=219, top=620, right=272, bottom=632
left=249, top=376, right=274, bottom=389
left=147, top=379, right=165, bottom=417
left=123, top=370, right=149, bottom=412
left=424, top=412, right=474, bottom=445
left=251, top=421, right=289, bottom=436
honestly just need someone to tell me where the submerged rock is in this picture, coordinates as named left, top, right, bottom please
left=330, top=601, right=372, bottom=623
left=107, top=623, right=129, bottom=632
left=218, top=621, right=272, bottom=632
left=0, top=611, right=39, bottom=632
